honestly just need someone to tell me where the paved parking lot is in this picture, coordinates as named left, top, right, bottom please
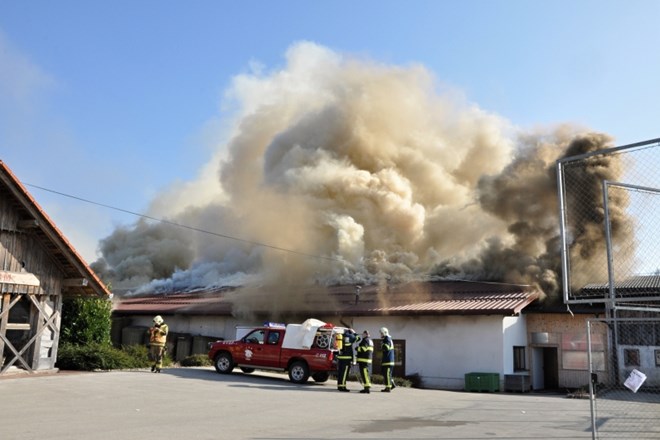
left=0, top=367, right=595, bottom=439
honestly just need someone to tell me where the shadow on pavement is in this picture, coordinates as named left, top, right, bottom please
left=161, top=366, right=336, bottom=392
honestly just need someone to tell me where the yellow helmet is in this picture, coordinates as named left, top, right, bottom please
left=153, top=315, right=164, bottom=325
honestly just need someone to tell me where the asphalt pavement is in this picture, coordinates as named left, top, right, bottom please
left=0, top=367, right=595, bottom=440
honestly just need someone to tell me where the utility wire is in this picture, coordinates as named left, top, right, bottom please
left=25, top=183, right=341, bottom=262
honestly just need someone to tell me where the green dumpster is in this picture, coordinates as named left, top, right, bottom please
left=465, top=372, right=500, bottom=392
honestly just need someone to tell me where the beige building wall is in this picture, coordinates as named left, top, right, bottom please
left=526, top=312, right=609, bottom=389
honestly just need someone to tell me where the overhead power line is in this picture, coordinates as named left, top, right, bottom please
left=25, top=183, right=340, bottom=262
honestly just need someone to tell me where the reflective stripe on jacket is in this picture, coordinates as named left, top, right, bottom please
left=337, top=332, right=356, bottom=360
left=356, top=336, right=373, bottom=364
left=381, top=335, right=395, bottom=366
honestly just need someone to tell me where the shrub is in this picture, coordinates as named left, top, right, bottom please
left=56, top=343, right=134, bottom=370
left=56, top=343, right=172, bottom=371
left=404, top=373, right=422, bottom=388
left=120, top=344, right=152, bottom=368
left=61, top=297, right=112, bottom=346
left=180, top=354, right=212, bottom=367
left=370, top=373, right=412, bottom=388
left=331, top=372, right=412, bottom=387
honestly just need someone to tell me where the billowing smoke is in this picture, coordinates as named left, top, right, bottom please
left=448, top=130, right=630, bottom=299
left=92, top=42, right=630, bottom=308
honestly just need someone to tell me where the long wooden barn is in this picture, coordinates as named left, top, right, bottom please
left=0, top=161, right=109, bottom=375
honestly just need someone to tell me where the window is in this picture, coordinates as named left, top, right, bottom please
left=561, top=332, right=605, bottom=371
left=245, top=330, right=265, bottom=344
left=624, top=348, right=640, bottom=367
left=267, top=331, right=280, bottom=345
left=373, top=339, right=406, bottom=378
left=513, top=346, right=527, bottom=371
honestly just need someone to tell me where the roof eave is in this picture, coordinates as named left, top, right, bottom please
left=0, top=162, right=110, bottom=298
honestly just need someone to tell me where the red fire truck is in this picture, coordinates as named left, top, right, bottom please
left=208, top=319, right=346, bottom=384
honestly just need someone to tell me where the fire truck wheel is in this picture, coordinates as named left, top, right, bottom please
left=312, top=372, right=330, bottom=383
left=214, top=352, right=234, bottom=374
left=288, top=361, right=310, bottom=384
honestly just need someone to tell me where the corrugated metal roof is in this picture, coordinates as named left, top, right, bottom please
left=368, top=294, right=535, bottom=315
left=580, top=275, right=660, bottom=298
left=115, top=288, right=234, bottom=314
left=113, top=281, right=540, bottom=317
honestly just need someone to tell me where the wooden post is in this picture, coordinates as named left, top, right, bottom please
left=0, top=293, right=9, bottom=367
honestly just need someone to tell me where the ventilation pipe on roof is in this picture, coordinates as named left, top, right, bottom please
left=355, top=285, right=362, bottom=305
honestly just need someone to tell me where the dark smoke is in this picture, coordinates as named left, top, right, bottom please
left=448, top=131, right=629, bottom=301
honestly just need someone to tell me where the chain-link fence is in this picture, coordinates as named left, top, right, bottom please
left=558, top=137, right=660, bottom=439
left=557, top=137, right=660, bottom=304
left=588, top=318, right=660, bottom=439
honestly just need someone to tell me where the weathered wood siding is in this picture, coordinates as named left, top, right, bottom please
left=1, top=190, right=64, bottom=373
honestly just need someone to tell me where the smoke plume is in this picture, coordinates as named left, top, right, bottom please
left=92, top=42, right=629, bottom=307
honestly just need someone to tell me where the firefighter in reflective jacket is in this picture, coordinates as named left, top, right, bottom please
left=380, top=327, right=396, bottom=392
left=356, top=330, right=374, bottom=394
left=148, top=315, right=168, bottom=373
left=337, top=328, right=356, bottom=392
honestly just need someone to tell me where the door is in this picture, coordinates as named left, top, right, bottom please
left=373, top=339, right=406, bottom=378
left=532, top=346, right=559, bottom=390
left=532, top=347, right=544, bottom=390
left=241, top=329, right=281, bottom=368
left=543, top=347, right=559, bottom=389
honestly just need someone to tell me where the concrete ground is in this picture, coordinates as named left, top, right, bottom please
left=0, top=367, right=595, bottom=440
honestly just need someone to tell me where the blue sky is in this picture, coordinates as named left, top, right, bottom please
left=1, top=0, right=659, bottom=264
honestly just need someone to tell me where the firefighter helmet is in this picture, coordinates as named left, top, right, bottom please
left=380, top=327, right=389, bottom=336
left=153, top=315, right=164, bottom=325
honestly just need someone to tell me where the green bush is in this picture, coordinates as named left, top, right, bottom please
left=180, top=354, right=212, bottom=367
left=61, top=297, right=112, bottom=346
left=56, top=343, right=134, bottom=370
left=331, top=372, right=412, bottom=387
left=369, top=373, right=412, bottom=388
left=56, top=343, right=172, bottom=371
left=119, top=344, right=152, bottom=368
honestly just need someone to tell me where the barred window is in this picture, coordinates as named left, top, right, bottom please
left=624, top=348, right=640, bottom=367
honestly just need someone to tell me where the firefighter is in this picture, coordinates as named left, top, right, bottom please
left=148, top=315, right=168, bottom=373
left=380, top=327, right=396, bottom=392
left=356, top=330, right=374, bottom=394
left=336, top=328, right=357, bottom=392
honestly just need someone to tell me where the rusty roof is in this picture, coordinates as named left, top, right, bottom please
left=113, top=280, right=540, bottom=317
left=115, top=288, right=234, bottom=314
left=0, top=161, right=110, bottom=297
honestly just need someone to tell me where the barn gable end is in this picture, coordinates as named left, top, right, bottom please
left=0, top=161, right=110, bottom=375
